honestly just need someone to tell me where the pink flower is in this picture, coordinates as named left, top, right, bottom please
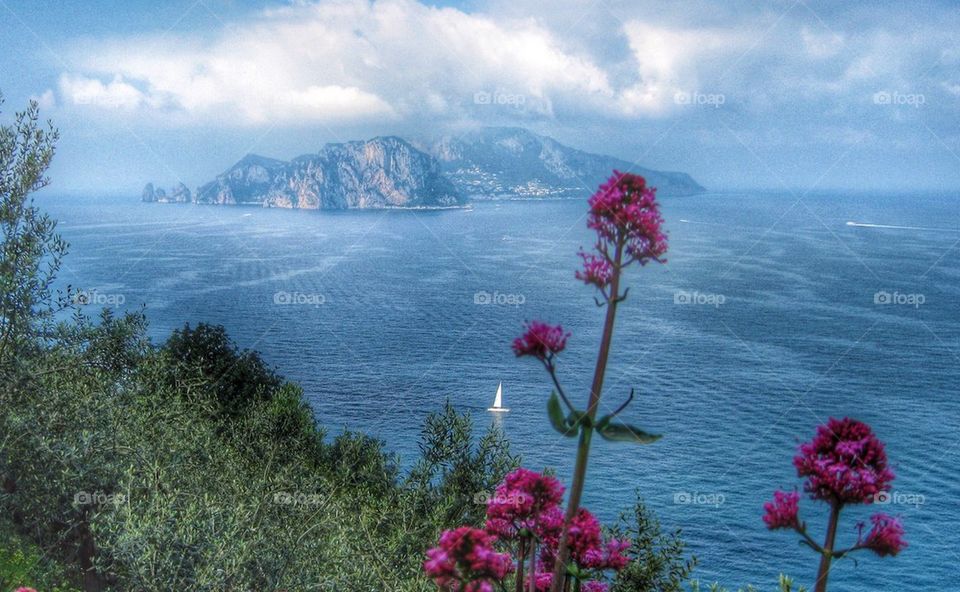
left=424, top=527, right=513, bottom=590
left=763, top=490, right=801, bottom=530
left=793, top=418, right=894, bottom=505
left=575, top=251, right=614, bottom=289
left=596, top=538, right=631, bottom=571
left=15, top=588, right=38, bottom=592
left=485, top=468, right=564, bottom=539
left=582, top=537, right=631, bottom=571
left=512, top=321, right=570, bottom=362
left=539, top=507, right=629, bottom=574
left=586, top=171, right=667, bottom=265
left=566, top=508, right=603, bottom=566
left=861, top=514, right=907, bottom=557
left=534, top=571, right=554, bottom=591
left=531, top=568, right=607, bottom=592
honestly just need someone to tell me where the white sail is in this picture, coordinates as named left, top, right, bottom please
left=488, top=381, right=509, bottom=412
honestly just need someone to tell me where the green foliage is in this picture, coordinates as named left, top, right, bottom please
left=160, top=322, right=282, bottom=421
left=688, top=574, right=807, bottom=592
left=547, top=391, right=578, bottom=437
left=0, top=93, right=64, bottom=376
left=407, top=401, right=520, bottom=529
left=1, top=308, right=524, bottom=590
left=611, top=494, right=697, bottom=592
left=597, top=421, right=661, bottom=444
left=0, top=518, right=80, bottom=592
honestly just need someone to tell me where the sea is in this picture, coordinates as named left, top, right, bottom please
left=39, top=191, right=960, bottom=591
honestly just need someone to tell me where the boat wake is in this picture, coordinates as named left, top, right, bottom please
left=845, top=221, right=959, bottom=233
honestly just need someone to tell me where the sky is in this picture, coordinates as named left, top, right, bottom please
left=1, top=0, right=958, bottom=194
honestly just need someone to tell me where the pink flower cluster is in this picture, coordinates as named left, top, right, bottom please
left=763, top=418, right=906, bottom=588
left=426, top=468, right=631, bottom=590
left=861, top=513, right=907, bottom=557
left=424, top=527, right=513, bottom=591
left=512, top=321, right=570, bottom=363
left=585, top=171, right=667, bottom=266
left=485, top=468, right=564, bottom=539
left=793, top=417, right=894, bottom=505
left=537, top=508, right=630, bottom=572
left=575, top=251, right=614, bottom=289
left=762, top=489, right=801, bottom=530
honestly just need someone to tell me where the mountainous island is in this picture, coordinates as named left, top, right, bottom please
left=143, top=127, right=704, bottom=210
left=419, top=127, right=704, bottom=199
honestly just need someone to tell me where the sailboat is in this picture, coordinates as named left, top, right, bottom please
left=487, top=381, right=509, bottom=412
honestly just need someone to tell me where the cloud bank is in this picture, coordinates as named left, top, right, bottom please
left=52, top=0, right=955, bottom=130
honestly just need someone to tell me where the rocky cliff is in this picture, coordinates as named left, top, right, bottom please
left=193, top=138, right=462, bottom=209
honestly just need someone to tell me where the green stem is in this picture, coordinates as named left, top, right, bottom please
left=814, top=502, right=842, bottom=592
left=549, top=240, right=624, bottom=592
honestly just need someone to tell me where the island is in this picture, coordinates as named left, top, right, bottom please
left=143, top=127, right=704, bottom=209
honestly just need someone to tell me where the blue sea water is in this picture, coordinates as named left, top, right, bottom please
left=40, top=192, right=960, bottom=590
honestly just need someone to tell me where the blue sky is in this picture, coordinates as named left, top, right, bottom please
left=1, top=0, right=958, bottom=194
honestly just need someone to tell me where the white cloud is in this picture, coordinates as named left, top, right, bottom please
left=29, top=89, right=56, bottom=110
left=59, top=74, right=151, bottom=110
left=55, top=0, right=960, bottom=127
left=58, top=0, right=619, bottom=126
left=617, top=22, right=747, bottom=115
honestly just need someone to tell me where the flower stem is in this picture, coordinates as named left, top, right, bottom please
left=549, top=241, right=624, bottom=592
left=814, top=502, right=842, bottom=592
left=528, top=538, right=538, bottom=592
left=516, top=537, right=527, bottom=592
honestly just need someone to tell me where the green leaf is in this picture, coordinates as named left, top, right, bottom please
left=547, top=392, right=578, bottom=437
left=598, top=421, right=661, bottom=444
left=594, top=414, right=611, bottom=431
left=565, top=561, right=582, bottom=579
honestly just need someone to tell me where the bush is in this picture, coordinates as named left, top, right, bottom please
left=611, top=495, right=697, bottom=592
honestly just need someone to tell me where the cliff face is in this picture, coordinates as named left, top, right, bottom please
left=419, top=127, right=705, bottom=197
left=195, top=155, right=287, bottom=206
left=194, top=138, right=463, bottom=209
